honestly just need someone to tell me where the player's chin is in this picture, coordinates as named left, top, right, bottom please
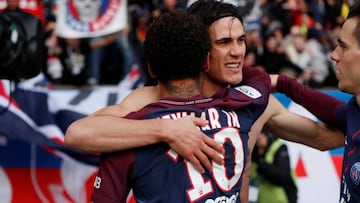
left=338, top=81, right=352, bottom=94
left=227, top=76, right=243, bottom=86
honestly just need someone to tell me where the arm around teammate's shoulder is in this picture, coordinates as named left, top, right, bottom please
left=64, top=86, right=160, bottom=152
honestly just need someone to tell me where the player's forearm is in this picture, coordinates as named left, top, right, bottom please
left=265, top=95, right=343, bottom=150
left=65, top=116, right=165, bottom=153
left=267, top=110, right=344, bottom=151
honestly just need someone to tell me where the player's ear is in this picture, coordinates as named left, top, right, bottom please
left=203, top=52, right=210, bottom=72
left=147, top=63, right=157, bottom=78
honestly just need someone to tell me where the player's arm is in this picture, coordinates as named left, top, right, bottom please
left=271, top=74, right=346, bottom=129
left=265, top=96, right=344, bottom=151
left=65, top=86, right=161, bottom=152
left=65, top=86, right=224, bottom=173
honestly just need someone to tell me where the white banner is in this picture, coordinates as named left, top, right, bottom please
left=55, top=0, right=127, bottom=38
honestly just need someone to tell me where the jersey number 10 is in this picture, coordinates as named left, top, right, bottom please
left=167, top=127, right=245, bottom=201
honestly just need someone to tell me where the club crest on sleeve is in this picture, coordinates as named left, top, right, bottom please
left=350, top=162, right=360, bottom=185
left=235, top=85, right=262, bottom=99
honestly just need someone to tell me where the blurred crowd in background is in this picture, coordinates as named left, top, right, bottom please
left=1, top=0, right=357, bottom=89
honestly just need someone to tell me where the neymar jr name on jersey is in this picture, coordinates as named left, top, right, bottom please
left=160, top=108, right=240, bottom=131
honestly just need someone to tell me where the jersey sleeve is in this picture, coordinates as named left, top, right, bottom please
left=276, top=74, right=346, bottom=130
left=228, top=66, right=271, bottom=110
left=91, top=151, right=135, bottom=203
left=224, top=67, right=271, bottom=122
left=241, top=66, right=271, bottom=96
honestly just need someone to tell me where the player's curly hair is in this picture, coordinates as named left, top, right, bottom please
left=144, top=11, right=210, bottom=83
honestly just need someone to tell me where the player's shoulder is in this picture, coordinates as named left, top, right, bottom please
left=129, top=86, right=160, bottom=98
left=121, top=86, right=161, bottom=112
left=241, top=66, right=271, bottom=94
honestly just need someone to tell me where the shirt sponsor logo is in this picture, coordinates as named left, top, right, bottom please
left=235, top=85, right=261, bottom=99
left=204, top=192, right=239, bottom=203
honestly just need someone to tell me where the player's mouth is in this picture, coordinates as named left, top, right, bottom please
left=226, top=63, right=241, bottom=69
left=335, top=65, right=342, bottom=80
left=335, top=65, right=341, bottom=74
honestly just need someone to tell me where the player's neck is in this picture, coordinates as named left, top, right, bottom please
left=158, top=78, right=201, bottom=98
left=200, top=77, right=229, bottom=97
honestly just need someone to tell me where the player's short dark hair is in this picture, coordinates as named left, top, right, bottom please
left=187, top=0, right=243, bottom=27
left=347, top=2, right=360, bottom=47
left=144, top=11, right=210, bottom=83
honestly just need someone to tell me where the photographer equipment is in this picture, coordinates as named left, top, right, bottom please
left=0, top=11, right=45, bottom=80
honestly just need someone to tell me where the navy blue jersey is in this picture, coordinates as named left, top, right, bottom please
left=92, top=68, right=270, bottom=203
left=91, top=87, right=269, bottom=203
left=338, top=97, right=360, bottom=203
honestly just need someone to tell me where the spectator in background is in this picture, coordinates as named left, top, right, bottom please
left=55, top=37, right=88, bottom=85
left=282, top=25, right=305, bottom=67
left=324, top=0, right=343, bottom=30
left=297, top=28, right=330, bottom=87
left=260, top=0, right=292, bottom=36
left=265, top=20, right=284, bottom=43
left=151, top=0, right=185, bottom=19
left=51, top=30, right=131, bottom=86
left=281, top=25, right=311, bottom=82
left=282, top=25, right=330, bottom=87
left=309, top=0, right=327, bottom=30
left=245, top=25, right=263, bottom=61
left=86, top=28, right=138, bottom=86
left=48, top=0, right=140, bottom=86
left=128, top=0, right=154, bottom=84
left=257, top=34, right=303, bottom=78
left=158, top=0, right=185, bottom=13
left=79, top=0, right=139, bottom=86
left=290, top=0, right=315, bottom=35
left=250, top=128, right=297, bottom=203
left=44, top=14, right=63, bottom=83
left=39, top=0, right=350, bottom=87
left=244, top=51, right=258, bottom=70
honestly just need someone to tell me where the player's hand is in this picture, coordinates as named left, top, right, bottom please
left=161, top=116, right=224, bottom=173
